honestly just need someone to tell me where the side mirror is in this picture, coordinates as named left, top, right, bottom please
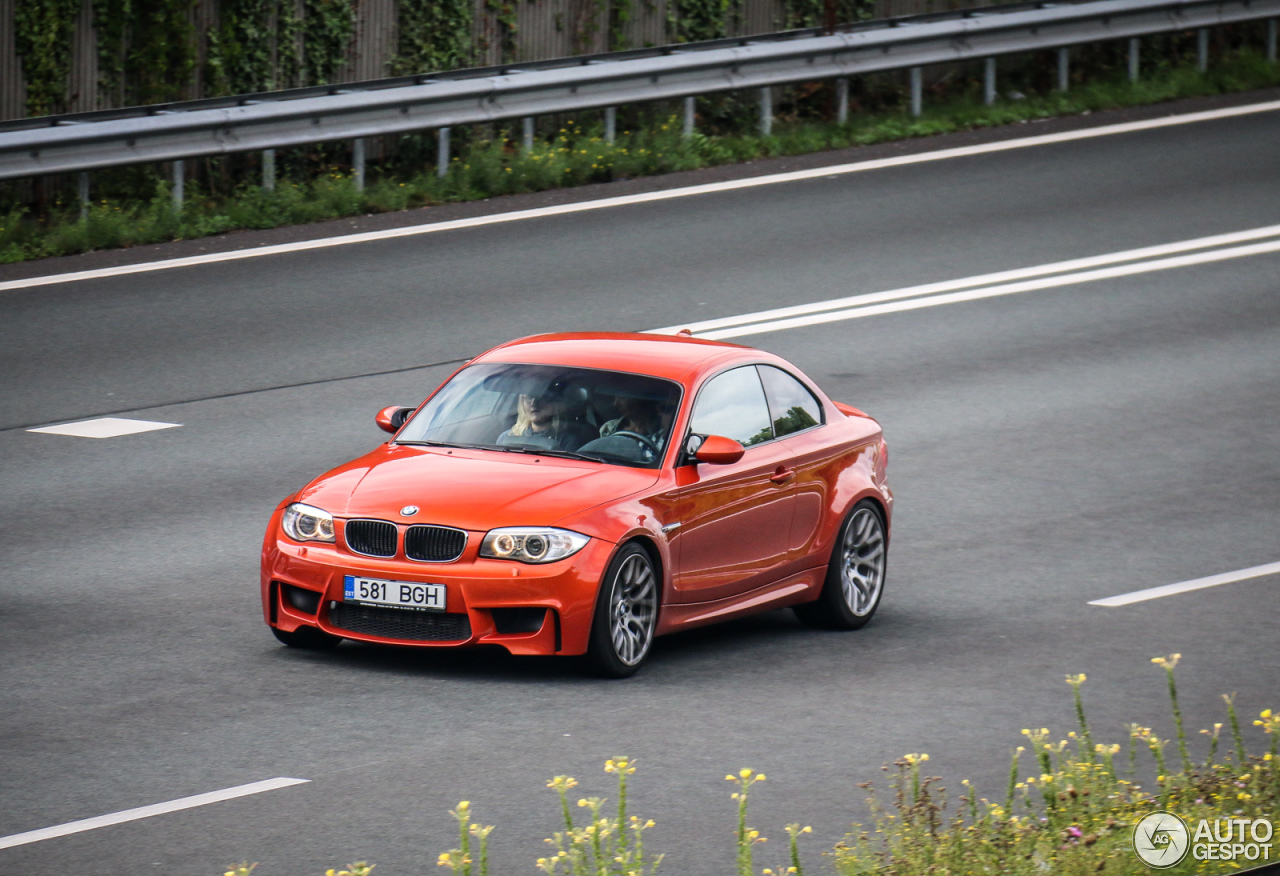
left=694, top=434, right=745, bottom=465
left=376, top=406, right=414, bottom=434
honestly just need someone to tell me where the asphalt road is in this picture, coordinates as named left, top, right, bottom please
left=1, top=99, right=1278, bottom=876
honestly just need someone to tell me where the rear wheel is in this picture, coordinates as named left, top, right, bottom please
left=794, top=499, right=887, bottom=630
left=585, top=543, right=659, bottom=677
left=272, top=625, right=342, bottom=650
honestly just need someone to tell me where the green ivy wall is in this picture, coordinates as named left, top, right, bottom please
left=1, top=0, right=1005, bottom=121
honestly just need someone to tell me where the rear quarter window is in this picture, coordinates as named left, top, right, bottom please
left=757, top=365, right=824, bottom=438
left=689, top=366, right=774, bottom=447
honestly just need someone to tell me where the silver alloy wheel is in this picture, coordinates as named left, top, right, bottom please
left=609, top=552, right=657, bottom=666
left=840, top=508, right=886, bottom=616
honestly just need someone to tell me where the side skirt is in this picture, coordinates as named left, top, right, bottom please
left=656, top=567, right=824, bottom=635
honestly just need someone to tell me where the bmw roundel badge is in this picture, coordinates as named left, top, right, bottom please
left=400, top=505, right=419, bottom=517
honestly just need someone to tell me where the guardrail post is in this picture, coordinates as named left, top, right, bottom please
left=353, top=138, right=366, bottom=191
left=759, top=87, right=772, bottom=136
left=1128, top=37, right=1141, bottom=81
left=983, top=57, right=997, bottom=106
left=836, top=77, right=849, bottom=124
left=437, top=128, right=451, bottom=178
left=910, top=67, right=922, bottom=117
left=522, top=117, right=534, bottom=151
left=1197, top=28, right=1209, bottom=72
left=1057, top=48, right=1070, bottom=92
left=1269, top=19, right=1277, bottom=61
left=78, top=171, right=89, bottom=221
left=263, top=149, right=276, bottom=191
left=604, top=106, right=617, bottom=144
left=172, top=160, right=184, bottom=211
left=682, top=97, right=695, bottom=138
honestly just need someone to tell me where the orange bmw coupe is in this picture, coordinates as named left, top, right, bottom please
left=261, top=332, right=892, bottom=676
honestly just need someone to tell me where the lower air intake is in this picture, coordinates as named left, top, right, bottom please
left=327, top=603, right=471, bottom=642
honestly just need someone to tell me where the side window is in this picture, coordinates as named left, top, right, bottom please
left=758, top=365, right=823, bottom=438
left=689, top=366, right=774, bottom=448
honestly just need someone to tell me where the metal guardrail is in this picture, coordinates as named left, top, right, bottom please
left=1, top=0, right=1277, bottom=188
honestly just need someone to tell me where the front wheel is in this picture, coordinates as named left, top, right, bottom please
left=585, top=543, right=659, bottom=677
left=794, top=500, right=887, bottom=630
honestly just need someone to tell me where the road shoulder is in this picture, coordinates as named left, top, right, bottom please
left=2, top=85, right=1277, bottom=284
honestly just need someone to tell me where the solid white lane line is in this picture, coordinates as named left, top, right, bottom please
left=694, top=238, right=1280, bottom=339
left=0, top=778, right=309, bottom=851
left=1089, top=561, right=1280, bottom=607
left=649, top=223, right=1280, bottom=336
left=27, top=417, right=181, bottom=438
left=2, top=100, right=1279, bottom=294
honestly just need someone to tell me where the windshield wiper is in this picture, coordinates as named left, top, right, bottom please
left=402, top=441, right=608, bottom=463
left=396, top=439, right=473, bottom=449
left=497, top=446, right=607, bottom=463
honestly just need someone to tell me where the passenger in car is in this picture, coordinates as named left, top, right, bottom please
left=496, top=390, right=593, bottom=451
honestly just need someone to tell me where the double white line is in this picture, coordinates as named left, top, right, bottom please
left=650, top=223, right=1280, bottom=339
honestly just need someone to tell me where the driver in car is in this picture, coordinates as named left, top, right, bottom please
left=598, top=396, right=670, bottom=451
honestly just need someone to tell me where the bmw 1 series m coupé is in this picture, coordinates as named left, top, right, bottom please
left=262, top=331, right=892, bottom=676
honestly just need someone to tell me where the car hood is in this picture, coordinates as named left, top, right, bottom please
left=296, top=444, right=659, bottom=532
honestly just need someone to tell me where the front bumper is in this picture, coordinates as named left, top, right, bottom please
left=261, top=527, right=614, bottom=656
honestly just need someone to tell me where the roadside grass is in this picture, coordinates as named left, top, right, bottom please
left=226, top=655, right=1277, bottom=876
left=2, top=49, right=1278, bottom=265
left=833, top=659, right=1278, bottom=875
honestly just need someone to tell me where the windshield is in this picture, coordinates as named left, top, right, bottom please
left=396, top=363, right=683, bottom=468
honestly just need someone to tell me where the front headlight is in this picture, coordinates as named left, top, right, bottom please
left=480, top=527, right=589, bottom=564
left=282, top=503, right=335, bottom=543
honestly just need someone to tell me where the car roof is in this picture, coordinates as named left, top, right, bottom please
left=475, top=332, right=761, bottom=383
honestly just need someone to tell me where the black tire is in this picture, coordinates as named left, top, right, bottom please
left=272, top=624, right=342, bottom=650
left=585, top=543, right=659, bottom=678
left=794, top=499, right=887, bottom=630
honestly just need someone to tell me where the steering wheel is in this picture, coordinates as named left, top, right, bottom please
left=609, top=430, right=661, bottom=457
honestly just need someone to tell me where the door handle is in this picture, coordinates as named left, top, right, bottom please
left=770, top=467, right=795, bottom=484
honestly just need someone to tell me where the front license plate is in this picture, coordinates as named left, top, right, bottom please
left=344, top=575, right=446, bottom=612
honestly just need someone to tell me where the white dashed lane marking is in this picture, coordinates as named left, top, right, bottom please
left=1089, top=561, right=1280, bottom=607
left=0, top=778, right=309, bottom=850
left=27, top=417, right=182, bottom=438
